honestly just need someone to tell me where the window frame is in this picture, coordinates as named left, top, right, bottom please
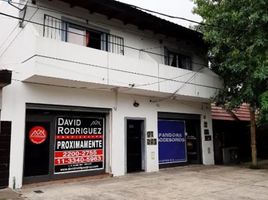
left=61, top=17, right=124, bottom=55
left=165, top=48, right=192, bottom=70
left=43, top=14, right=124, bottom=55
left=64, top=22, right=107, bottom=51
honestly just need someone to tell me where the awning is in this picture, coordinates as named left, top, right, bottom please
left=211, top=104, right=250, bottom=121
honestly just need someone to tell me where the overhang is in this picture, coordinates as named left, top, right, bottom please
left=211, top=104, right=251, bottom=121
left=0, top=70, right=12, bottom=88
left=57, top=0, right=206, bottom=47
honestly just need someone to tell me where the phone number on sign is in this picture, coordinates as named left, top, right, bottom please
left=55, top=155, right=103, bottom=165
left=55, top=150, right=103, bottom=158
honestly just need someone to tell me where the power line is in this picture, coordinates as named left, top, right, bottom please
left=0, top=8, right=39, bottom=58
left=0, top=0, right=215, bottom=69
left=150, top=66, right=207, bottom=103
left=0, top=3, right=220, bottom=101
left=0, top=23, right=19, bottom=51
left=11, top=78, right=119, bottom=91
left=0, top=0, right=203, bottom=26
left=0, top=11, right=209, bottom=68
left=171, top=66, right=205, bottom=95
left=0, top=0, right=247, bottom=34
left=1, top=53, right=209, bottom=91
left=0, top=12, right=218, bottom=91
left=121, top=1, right=247, bottom=31
left=128, top=4, right=204, bottom=26
left=134, top=69, right=196, bottom=88
left=20, top=54, right=218, bottom=90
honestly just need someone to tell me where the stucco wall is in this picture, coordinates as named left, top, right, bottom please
left=1, top=81, right=214, bottom=188
left=0, top=0, right=216, bottom=189
left=1, top=0, right=208, bottom=70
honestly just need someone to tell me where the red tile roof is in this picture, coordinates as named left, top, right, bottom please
left=211, top=104, right=251, bottom=121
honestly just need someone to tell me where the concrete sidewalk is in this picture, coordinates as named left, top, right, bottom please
left=0, top=188, right=22, bottom=200
left=1, top=165, right=268, bottom=200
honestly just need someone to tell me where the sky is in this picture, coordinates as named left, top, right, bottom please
left=116, top=0, right=202, bottom=28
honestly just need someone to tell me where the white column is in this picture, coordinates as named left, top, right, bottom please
left=1, top=82, right=26, bottom=189
left=201, top=103, right=215, bottom=165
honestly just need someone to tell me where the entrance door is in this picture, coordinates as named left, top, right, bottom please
left=186, top=119, right=202, bottom=164
left=158, top=113, right=202, bottom=167
left=127, top=120, right=144, bottom=173
left=158, top=119, right=187, bottom=167
left=24, top=121, right=51, bottom=179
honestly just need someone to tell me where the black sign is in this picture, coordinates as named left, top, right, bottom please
left=204, top=129, right=210, bottom=135
left=205, top=135, right=212, bottom=141
left=54, top=117, right=104, bottom=174
left=147, top=131, right=154, bottom=138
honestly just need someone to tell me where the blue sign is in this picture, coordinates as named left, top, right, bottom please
left=158, top=120, right=187, bottom=164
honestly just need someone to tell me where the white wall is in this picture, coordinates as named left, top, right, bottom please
left=0, top=0, right=217, bottom=189
left=8, top=34, right=220, bottom=101
left=0, top=0, right=221, bottom=101
left=3, top=0, right=207, bottom=70
left=200, top=103, right=215, bottom=164
left=1, top=80, right=213, bottom=188
left=0, top=0, right=21, bottom=68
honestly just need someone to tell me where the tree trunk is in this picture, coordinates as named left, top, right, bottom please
left=250, top=107, right=257, bottom=168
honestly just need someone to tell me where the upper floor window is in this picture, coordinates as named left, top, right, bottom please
left=66, top=24, right=105, bottom=50
left=43, top=15, right=124, bottom=55
left=165, top=49, right=192, bottom=70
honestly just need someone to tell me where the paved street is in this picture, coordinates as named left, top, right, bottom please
left=1, top=165, right=268, bottom=200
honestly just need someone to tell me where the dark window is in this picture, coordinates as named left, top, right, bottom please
left=66, top=24, right=104, bottom=51
left=65, top=23, right=124, bottom=55
left=165, top=49, right=192, bottom=70
left=24, top=122, right=50, bottom=177
left=86, top=31, right=102, bottom=50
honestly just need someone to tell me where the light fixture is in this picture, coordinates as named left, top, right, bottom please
left=133, top=101, right=139, bottom=107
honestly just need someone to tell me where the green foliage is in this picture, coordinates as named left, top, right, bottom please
left=259, top=91, right=268, bottom=125
left=193, top=0, right=268, bottom=124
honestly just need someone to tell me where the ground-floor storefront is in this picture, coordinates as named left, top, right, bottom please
left=0, top=82, right=215, bottom=188
left=213, top=120, right=251, bottom=164
left=23, top=106, right=108, bottom=184
left=212, top=104, right=268, bottom=165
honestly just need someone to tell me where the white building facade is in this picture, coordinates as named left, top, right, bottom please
left=0, top=0, right=222, bottom=189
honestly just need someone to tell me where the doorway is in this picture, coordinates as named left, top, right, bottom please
left=126, top=119, right=145, bottom=173
left=186, top=119, right=202, bottom=164
left=158, top=112, right=202, bottom=168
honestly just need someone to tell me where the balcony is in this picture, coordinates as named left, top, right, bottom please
left=43, top=15, right=124, bottom=56
left=16, top=16, right=222, bottom=101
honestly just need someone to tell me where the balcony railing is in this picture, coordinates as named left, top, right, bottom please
left=42, top=15, right=209, bottom=73
left=43, top=14, right=124, bottom=55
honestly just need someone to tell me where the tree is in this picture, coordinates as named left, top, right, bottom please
left=193, top=0, right=268, bottom=167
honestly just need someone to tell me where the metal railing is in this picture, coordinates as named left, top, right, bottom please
left=42, top=15, right=205, bottom=71
left=43, top=14, right=124, bottom=55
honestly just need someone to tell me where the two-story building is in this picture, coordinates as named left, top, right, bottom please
left=0, top=0, right=222, bottom=189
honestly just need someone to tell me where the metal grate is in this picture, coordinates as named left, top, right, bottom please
left=43, top=14, right=124, bottom=55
